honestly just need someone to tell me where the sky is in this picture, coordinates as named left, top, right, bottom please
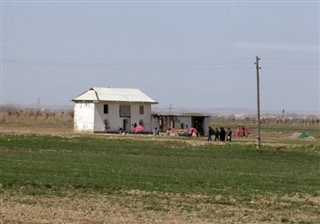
left=1, top=0, right=319, bottom=113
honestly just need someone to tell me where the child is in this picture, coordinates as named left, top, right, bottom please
left=227, top=128, right=232, bottom=142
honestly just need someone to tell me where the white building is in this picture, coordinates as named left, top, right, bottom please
left=72, top=87, right=158, bottom=133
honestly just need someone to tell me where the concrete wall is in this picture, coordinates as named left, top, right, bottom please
left=203, top=117, right=211, bottom=135
left=176, top=117, right=192, bottom=129
left=94, top=102, right=119, bottom=132
left=151, top=115, right=211, bottom=135
left=74, top=102, right=211, bottom=135
left=151, top=116, right=192, bottom=131
left=130, top=104, right=152, bottom=132
left=93, top=103, right=152, bottom=133
left=74, top=102, right=95, bottom=133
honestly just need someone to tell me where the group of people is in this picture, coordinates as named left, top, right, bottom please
left=208, top=127, right=232, bottom=142
left=234, top=126, right=251, bottom=137
left=123, top=125, right=249, bottom=140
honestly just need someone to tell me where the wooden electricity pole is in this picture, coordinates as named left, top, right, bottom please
left=255, top=56, right=261, bottom=149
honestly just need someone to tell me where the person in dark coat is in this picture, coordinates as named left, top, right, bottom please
left=214, top=128, right=220, bottom=141
left=207, top=127, right=214, bottom=141
left=219, top=127, right=226, bottom=141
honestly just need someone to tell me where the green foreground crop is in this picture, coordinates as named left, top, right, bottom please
left=0, top=134, right=319, bottom=198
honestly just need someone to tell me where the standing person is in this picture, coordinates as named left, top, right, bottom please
left=207, top=127, right=214, bottom=141
left=214, top=128, right=220, bottom=141
left=219, top=127, right=226, bottom=141
left=242, top=126, right=246, bottom=137
left=227, top=128, right=232, bottom=142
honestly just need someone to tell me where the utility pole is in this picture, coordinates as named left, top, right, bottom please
left=255, top=56, right=261, bottom=149
left=37, top=98, right=40, bottom=109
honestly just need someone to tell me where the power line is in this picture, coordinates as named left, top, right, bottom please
left=2, top=58, right=254, bottom=70
left=2, top=58, right=253, bottom=66
left=263, top=57, right=319, bottom=63
left=2, top=58, right=318, bottom=71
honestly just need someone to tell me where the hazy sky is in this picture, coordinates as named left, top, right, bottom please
left=1, top=1, right=319, bottom=112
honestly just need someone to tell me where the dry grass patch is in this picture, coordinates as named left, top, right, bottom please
left=1, top=189, right=319, bottom=224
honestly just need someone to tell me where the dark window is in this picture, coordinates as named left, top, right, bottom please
left=104, top=104, right=108, bottom=114
left=139, top=105, right=144, bottom=115
left=119, top=105, right=131, bottom=117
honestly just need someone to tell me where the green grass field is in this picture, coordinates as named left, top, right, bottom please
left=1, top=134, right=319, bottom=196
left=1, top=131, right=319, bottom=223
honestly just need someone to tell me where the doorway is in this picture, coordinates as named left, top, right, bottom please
left=191, top=116, right=205, bottom=136
left=123, top=119, right=130, bottom=132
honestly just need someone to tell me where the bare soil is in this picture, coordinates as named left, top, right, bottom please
left=1, top=189, right=319, bottom=224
